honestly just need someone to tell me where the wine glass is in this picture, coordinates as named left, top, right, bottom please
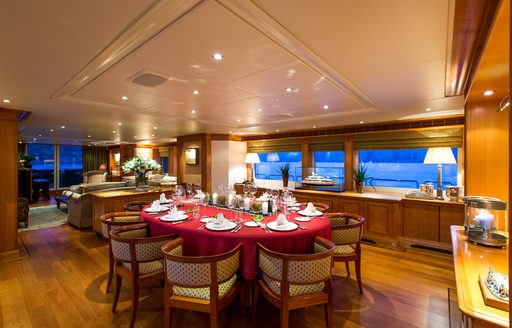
left=194, top=184, right=202, bottom=194
left=249, top=183, right=257, bottom=199
left=271, top=188, right=280, bottom=199
left=186, top=183, right=193, bottom=199
left=235, top=195, right=244, bottom=220
left=192, top=204, right=201, bottom=220
left=243, top=183, right=250, bottom=197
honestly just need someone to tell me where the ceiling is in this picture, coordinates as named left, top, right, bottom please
left=0, top=0, right=468, bottom=145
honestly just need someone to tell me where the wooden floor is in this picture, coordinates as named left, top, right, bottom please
left=0, top=225, right=457, bottom=328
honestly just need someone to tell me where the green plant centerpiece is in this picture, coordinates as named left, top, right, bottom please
left=122, top=156, right=161, bottom=191
left=277, top=162, right=291, bottom=187
left=18, top=153, right=36, bottom=169
left=352, top=163, right=373, bottom=193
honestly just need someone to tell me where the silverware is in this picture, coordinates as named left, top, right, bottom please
left=230, top=223, right=244, bottom=233
left=197, top=224, right=206, bottom=230
left=296, top=223, right=307, bottom=230
left=172, top=219, right=191, bottom=225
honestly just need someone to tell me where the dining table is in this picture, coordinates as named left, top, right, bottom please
left=141, top=201, right=332, bottom=280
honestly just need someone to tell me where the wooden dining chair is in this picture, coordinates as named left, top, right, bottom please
left=110, top=223, right=178, bottom=328
left=253, top=236, right=335, bottom=328
left=161, top=238, right=244, bottom=328
left=123, top=201, right=151, bottom=212
left=100, top=212, right=143, bottom=293
left=313, top=202, right=330, bottom=213
left=326, top=212, right=365, bottom=293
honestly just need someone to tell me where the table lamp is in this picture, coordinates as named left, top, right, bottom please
left=423, top=147, right=456, bottom=200
left=245, top=152, right=260, bottom=182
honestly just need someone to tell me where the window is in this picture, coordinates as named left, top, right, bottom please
left=358, top=148, right=459, bottom=189
left=59, top=145, right=83, bottom=188
left=27, top=144, right=55, bottom=188
left=254, top=152, right=302, bottom=181
left=313, top=151, right=344, bottom=185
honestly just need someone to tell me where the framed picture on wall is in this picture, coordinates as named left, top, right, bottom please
left=185, top=148, right=198, bottom=165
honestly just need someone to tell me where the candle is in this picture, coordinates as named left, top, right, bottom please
left=212, top=193, right=218, bottom=205
left=262, top=201, right=268, bottom=215
left=476, top=210, right=494, bottom=230
left=244, top=197, right=250, bottom=211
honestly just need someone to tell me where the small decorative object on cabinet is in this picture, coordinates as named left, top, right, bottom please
left=352, top=163, right=372, bottom=193
left=464, top=196, right=507, bottom=248
left=277, top=162, right=290, bottom=187
left=295, top=167, right=343, bottom=192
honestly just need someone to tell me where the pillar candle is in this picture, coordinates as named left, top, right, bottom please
left=262, top=201, right=268, bottom=215
left=244, top=197, right=250, bottom=211
left=212, top=193, right=218, bottom=205
left=476, top=210, right=494, bottom=230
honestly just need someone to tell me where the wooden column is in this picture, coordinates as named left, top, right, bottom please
left=0, top=108, right=21, bottom=260
left=301, top=137, right=311, bottom=180
left=203, top=134, right=212, bottom=192
left=344, top=135, right=354, bottom=191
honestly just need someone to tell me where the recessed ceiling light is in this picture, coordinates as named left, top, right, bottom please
left=112, top=130, right=116, bottom=133
left=323, top=105, right=329, bottom=110
left=88, top=135, right=91, bottom=138
left=285, top=87, right=294, bottom=92
left=212, top=52, right=223, bottom=61
left=313, top=126, right=317, bottom=128
left=38, top=134, right=42, bottom=137
left=191, top=109, right=196, bottom=114
left=151, top=134, right=155, bottom=137
left=2, top=99, right=11, bottom=103
left=192, top=90, right=199, bottom=95
left=61, top=125, right=65, bottom=129
left=121, top=96, right=128, bottom=101
left=33, top=138, right=37, bottom=141
left=229, top=131, right=232, bottom=133
left=134, top=136, right=137, bottom=139
left=258, top=108, right=262, bottom=112
left=425, top=107, right=432, bottom=112
left=359, top=121, right=364, bottom=124
left=483, top=90, right=495, bottom=96
left=118, top=122, right=122, bottom=126
left=18, top=141, right=22, bottom=144
left=276, top=129, right=280, bottom=132
left=153, top=126, right=157, bottom=130
left=236, top=119, right=241, bottom=122
left=50, top=129, right=54, bottom=132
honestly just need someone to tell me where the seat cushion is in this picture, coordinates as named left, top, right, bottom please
left=333, top=244, right=356, bottom=255
left=122, top=260, right=164, bottom=275
left=172, top=274, right=237, bottom=300
left=262, top=275, right=325, bottom=297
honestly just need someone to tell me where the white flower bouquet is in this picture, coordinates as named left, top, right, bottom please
left=122, top=157, right=161, bottom=189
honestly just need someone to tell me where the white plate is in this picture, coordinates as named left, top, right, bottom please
left=288, top=206, right=301, bottom=211
left=160, top=214, right=188, bottom=222
left=294, top=216, right=311, bottom=222
left=288, top=203, right=302, bottom=207
left=200, top=217, right=214, bottom=223
left=298, top=209, right=323, bottom=217
left=205, top=221, right=237, bottom=231
left=145, top=205, right=169, bottom=213
left=266, top=221, right=298, bottom=231
left=244, top=221, right=259, bottom=227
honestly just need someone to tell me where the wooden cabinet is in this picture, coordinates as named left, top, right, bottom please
left=439, top=206, right=464, bottom=244
left=365, top=201, right=394, bottom=237
left=292, top=190, right=340, bottom=212
left=403, top=203, right=439, bottom=242
left=340, top=199, right=363, bottom=215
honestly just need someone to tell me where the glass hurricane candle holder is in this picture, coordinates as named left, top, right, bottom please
left=464, top=196, right=508, bottom=248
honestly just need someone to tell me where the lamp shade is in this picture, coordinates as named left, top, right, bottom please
left=267, top=152, right=280, bottom=162
left=245, top=152, right=260, bottom=164
left=423, top=147, right=456, bottom=164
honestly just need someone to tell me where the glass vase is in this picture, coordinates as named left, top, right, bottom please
left=135, top=171, right=149, bottom=191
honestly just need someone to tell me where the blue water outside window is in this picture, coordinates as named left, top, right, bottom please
left=313, top=151, right=345, bottom=185
left=59, top=145, right=83, bottom=188
left=358, top=148, right=459, bottom=189
left=27, top=144, right=55, bottom=188
left=254, top=152, right=302, bottom=181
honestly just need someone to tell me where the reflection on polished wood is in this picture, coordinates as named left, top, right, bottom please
left=0, top=225, right=459, bottom=327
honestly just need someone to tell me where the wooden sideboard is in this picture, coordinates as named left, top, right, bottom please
left=234, top=184, right=464, bottom=250
left=451, top=226, right=508, bottom=327
left=91, top=187, right=174, bottom=233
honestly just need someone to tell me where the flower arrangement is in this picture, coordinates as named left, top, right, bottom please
left=122, top=157, right=161, bottom=190
left=18, top=153, right=36, bottom=168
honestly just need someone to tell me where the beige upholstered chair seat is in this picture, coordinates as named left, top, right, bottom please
left=122, top=260, right=164, bottom=276
left=262, top=275, right=325, bottom=297
left=172, top=275, right=237, bottom=300
left=333, top=244, right=356, bottom=255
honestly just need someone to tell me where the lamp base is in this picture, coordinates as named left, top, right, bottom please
left=435, top=189, right=444, bottom=200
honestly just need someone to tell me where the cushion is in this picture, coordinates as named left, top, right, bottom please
left=333, top=244, right=356, bottom=255
left=172, top=274, right=237, bottom=300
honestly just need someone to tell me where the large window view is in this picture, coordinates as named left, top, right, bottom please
left=254, top=152, right=302, bottom=181
left=313, top=151, right=344, bottom=185
left=59, top=145, right=83, bottom=188
left=27, top=144, right=55, bottom=188
left=358, top=148, right=459, bottom=189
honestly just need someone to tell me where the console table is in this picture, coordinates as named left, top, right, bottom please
left=90, top=187, right=174, bottom=233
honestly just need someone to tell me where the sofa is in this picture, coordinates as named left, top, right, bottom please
left=63, top=182, right=130, bottom=228
left=83, top=170, right=107, bottom=184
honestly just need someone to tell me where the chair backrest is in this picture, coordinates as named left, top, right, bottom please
left=83, top=170, right=106, bottom=184
left=257, top=236, right=334, bottom=287
left=162, top=238, right=241, bottom=291
left=110, top=223, right=175, bottom=264
left=313, top=202, right=330, bottom=213
left=123, top=201, right=151, bottom=212
left=100, top=212, right=142, bottom=239
left=326, top=212, right=365, bottom=245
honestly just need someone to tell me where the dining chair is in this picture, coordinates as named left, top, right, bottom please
left=100, top=212, right=143, bottom=293
left=253, top=236, right=335, bottom=328
left=110, top=223, right=178, bottom=328
left=161, top=238, right=244, bottom=328
left=17, top=197, right=29, bottom=228
left=313, top=202, right=330, bottom=213
left=123, top=201, right=151, bottom=212
left=326, top=212, right=365, bottom=293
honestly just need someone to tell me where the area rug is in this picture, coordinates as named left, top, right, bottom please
left=19, top=205, right=68, bottom=231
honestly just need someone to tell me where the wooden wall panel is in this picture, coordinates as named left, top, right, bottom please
left=365, top=202, right=392, bottom=236
left=465, top=100, right=509, bottom=201
left=403, top=203, right=439, bottom=242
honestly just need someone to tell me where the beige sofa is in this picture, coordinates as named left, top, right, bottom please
left=83, top=170, right=107, bottom=184
left=63, top=182, right=130, bottom=228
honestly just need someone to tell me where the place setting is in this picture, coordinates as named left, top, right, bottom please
left=144, top=200, right=170, bottom=213
left=298, top=202, right=324, bottom=218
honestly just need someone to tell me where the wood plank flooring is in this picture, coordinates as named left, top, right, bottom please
left=0, top=225, right=457, bottom=327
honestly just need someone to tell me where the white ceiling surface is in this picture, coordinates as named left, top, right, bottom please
left=0, top=0, right=464, bottom=145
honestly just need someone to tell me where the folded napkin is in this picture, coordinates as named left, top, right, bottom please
left=167, top=206, right=180, bottom=218
left=305, top=202, right=316, bottom=213
left=149, top=200, right=161, bottom=211
left=159, top=193, right=168, bottom=203
left=276, top=213, right=288, bottom=227
left=213, top=213, right=226, bottom=225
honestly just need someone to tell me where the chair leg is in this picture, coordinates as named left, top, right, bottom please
left=324, top=302, right=333, bottom=328
left=106, top=252, right=114, bottom=293
left=209, top=310, right=217, bottom=328
left=112, top=274, right=122, bottom=312
left=239, top=283, right=246, bottom=319
left=163, top=283, right=171, bottom=328
left=355, top=259, right=363, bottom=294
left=129, top=283, right=140, bottom=328
left=252, top=283, right=260, bottom=318
left=280, top=307, right=289, bottom=328
left=344, top=262, right=350, bottom=277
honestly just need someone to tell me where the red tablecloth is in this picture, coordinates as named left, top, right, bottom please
left=142, top=202, right=332, bottom=280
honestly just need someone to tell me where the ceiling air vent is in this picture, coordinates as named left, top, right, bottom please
left=130, top=70, right=169, bottom=87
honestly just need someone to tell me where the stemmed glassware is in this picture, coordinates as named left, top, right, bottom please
left=186, top=183, right=193, bottom=199
left=243, top=183, right=250, bottom=197
left=194, top=184, right=202, bottom=195
left=234, top=195, right=244, bottom=220
left=249, top=183, right=257, bottom=199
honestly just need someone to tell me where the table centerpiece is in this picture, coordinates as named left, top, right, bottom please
left=122, top=156, right=161, bottom=191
